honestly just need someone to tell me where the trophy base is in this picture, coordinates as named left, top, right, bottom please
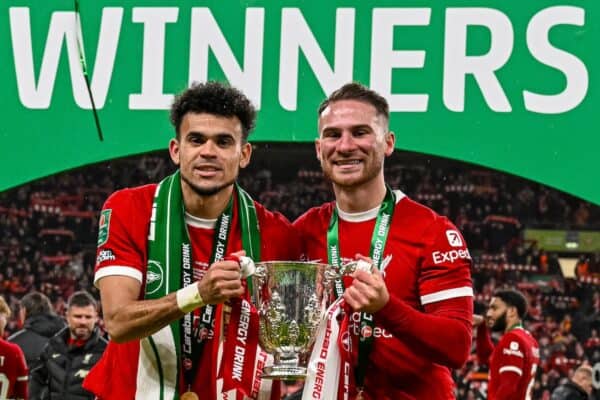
left=261, top=365, right=307, bottom=380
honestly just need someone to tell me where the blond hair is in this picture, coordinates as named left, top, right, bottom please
left=0, top=296, right=11, bottom=318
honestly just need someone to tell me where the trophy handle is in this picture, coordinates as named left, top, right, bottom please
left=324, top=260, right=373, bottom=281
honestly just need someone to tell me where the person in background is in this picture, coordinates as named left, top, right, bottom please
left=30, top=291, right=107, bottom=400
left=9, top=292, right=66, bottom=369
left=0, top=295, right=28, bottom=399
left=550, top=363, right=593, bottom=400
left=474, top=289, right=540, bottom=400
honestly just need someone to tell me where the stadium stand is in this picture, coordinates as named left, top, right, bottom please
left=0, top=144, right=598, bottom=399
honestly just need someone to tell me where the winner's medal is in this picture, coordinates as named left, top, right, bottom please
left=356, top=389, right=365, bottom=400
left=180, top=390, right=199, bottom=400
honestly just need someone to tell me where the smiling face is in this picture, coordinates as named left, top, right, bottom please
left=169, top=112, right=251, bottom=198
left=316, top=100, right=394, bottom=190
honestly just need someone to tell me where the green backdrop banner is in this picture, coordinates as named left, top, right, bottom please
left=0, top=1, right=597, bottom=204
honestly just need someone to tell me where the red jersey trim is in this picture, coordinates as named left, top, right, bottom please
left=420, top=286, right=473, bottom=305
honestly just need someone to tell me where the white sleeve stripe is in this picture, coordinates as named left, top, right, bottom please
left=499, top=366, right=523, bottom=375
left=94, top=266, right=144, bottom=287
left=420, top=286, right=473, bottom=305
left=17, top=376, right=28, bottom=381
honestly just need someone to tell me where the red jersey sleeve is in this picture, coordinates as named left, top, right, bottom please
left=419, top=217, right=473, bottom=305
left=476, top=322, right=495, bottom=365
left=94, top=186, right=153, bottom=286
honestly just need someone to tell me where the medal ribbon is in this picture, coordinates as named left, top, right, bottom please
left=180, top=184, right=261, bottom=396
left=218, top=186, right=261, bottom=397
left=180, top=195, right=233, bottom=392
left=326, top=186, right=395, bottom=393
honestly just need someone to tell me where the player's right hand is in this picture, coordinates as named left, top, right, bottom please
left=197, top=250, right=246, bottom=304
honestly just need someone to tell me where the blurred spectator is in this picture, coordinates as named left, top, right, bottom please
left=550, top=363, right=593, bottom=400
left=0, top=295, right=28, bottom=400
left=8, top=291, right=65, bottom=368
left=30, top=291, right=106, bottom=400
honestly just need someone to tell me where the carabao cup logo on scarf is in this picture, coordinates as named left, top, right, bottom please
left=146, top=260, right=164, bottom=294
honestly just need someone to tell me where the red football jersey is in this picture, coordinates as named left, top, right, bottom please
left=294, top=191, right=473, bottom=400
left=487, top=328, right=540, bottom=400
left=0, top=339, right=28, bottom=400
left=85, top=184, right=300, bottom=400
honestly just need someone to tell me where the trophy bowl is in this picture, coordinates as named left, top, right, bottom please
left=250, top=261, right=335, bottom=380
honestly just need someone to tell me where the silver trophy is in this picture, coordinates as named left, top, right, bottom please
left=250, top=260, right=371, bottom=380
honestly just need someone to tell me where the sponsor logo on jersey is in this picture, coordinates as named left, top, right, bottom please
left=96, top=249, right=115, bottom=265
left=380, top=254, right=392, bottom=277
left=146, top=260, right=164, bottom=295
left=340, top=331, right=352, bottom=352
left=349, top=313, right=392, bottom=338
left=502, top=341, right=524, bottom=357
left=432, top=248, right=471, bottom=264
left=97, top=209, right=112, bottom=246
left=445, top=230, right=463, bottom=247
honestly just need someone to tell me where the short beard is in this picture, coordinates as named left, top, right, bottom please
left=181, top=174, right=236, bottom=197
left=491, top=311, right=508, bottom=332
left=71, top=328, right=92, bottom=341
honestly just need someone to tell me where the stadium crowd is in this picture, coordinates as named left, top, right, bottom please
left=0, top=147, right=598, bottom=399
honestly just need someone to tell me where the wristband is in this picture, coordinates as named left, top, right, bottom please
left=176, top=284, right=204, bottom=313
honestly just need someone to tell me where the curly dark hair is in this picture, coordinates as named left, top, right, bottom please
left=493, top=289, right=528, bottom=319
left=170, top=81, right=257, bottom=141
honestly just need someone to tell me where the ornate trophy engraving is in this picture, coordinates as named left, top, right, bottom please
left=251, top=260, right=370, bottom=380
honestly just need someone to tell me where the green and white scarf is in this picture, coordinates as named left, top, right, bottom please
left=135, top=171, right=260, bottom=400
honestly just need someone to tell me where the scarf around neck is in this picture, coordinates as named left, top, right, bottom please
left=135, top=171, right=260, bottom=400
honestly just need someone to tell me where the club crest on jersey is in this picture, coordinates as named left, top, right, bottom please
left=97, top=209, right=112, bottom=246
left=146, top=260, right=164, bottom=295
left=445, top=230, right=463, bottom=247
left=340, top=331, right=352, bottom=352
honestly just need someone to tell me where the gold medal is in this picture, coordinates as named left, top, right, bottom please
left=180, top=391, right=199, bottom=400
left=355, top=388, right=365, bottom=400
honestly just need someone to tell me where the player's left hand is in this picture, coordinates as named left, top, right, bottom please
left=343, top=254, right=389, bottom=314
